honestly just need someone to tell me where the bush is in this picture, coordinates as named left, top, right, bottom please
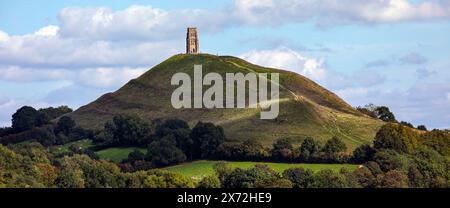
left=283, top=168, right=314, bottom=188
left=400, top=121, right=414, bottom=128
left=213, top=162, right=233, bottom=182
left=56, top=154, right=121, bottom=188
left=55, top=116, right=76, bottom=135
left=190, top=122, right=226, bottom=159
left=322, top=136, right=347, bottom=154
left=412, top=147, right=449, bottom=187
left=217, top=142, right=243, bottom=160
left=407, top=164, right=426, bottom=188
left=155, top=119, right=194, bottom=159
left=375, top=106, right=396, bottom=122
left=146, top=135, right=186, bottom=167
left=217, top=139, right=269, bottom=161
left=356, top=105, right=377, bottom=118
left=67, top=127, right=90, bottom=142
left=38, top=106, right=72, bottom=120
left=222, top=165, right=283, bottom=188
left=373, top=124, right=419, bottom=154
left=419, top=129, right=450, bottom=156
left=271, top=138, right=296, bottom=161
left=375, top=170, right=409, bottom=188
left=125, top=149, right=146, bottom=163
left=310, top=169, right=348, bottom=188
left=0, top=127, right=13, bottom=137
left=198, top=175, right=221, bottom=188
left=320, top=137, right=348, bottom=163
left=299, top=137, right=321, bottom=161
left=0, top=126, right=55, bottom=145
left=352, top=144, right=375, bottom=163
left=12, top=106, right=39, bottom=132
left=103, top=115, right=152, bottom=147
left=253, top=178, right=293, bottom=188
left=143, top=170, right=195, bottom=188
left=373, top=149, right=410, bottom=172
left=353, top=166, right=376, bottom=188
left=417, top=125, right=427, bottom=131
left=240, top=139, right=269, bottom=160
left=364, top=161, right=383, bottom=175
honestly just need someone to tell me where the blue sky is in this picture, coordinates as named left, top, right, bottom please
left=0, top=0, right=450, bottom=128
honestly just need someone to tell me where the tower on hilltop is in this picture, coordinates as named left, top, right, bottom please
left=186, top=27, right=199, bottom=54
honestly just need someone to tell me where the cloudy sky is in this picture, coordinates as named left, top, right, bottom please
left=0, top=0, right=449, bottom=129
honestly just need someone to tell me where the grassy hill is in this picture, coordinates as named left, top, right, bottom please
left=69, top=53, right=383, bottom=150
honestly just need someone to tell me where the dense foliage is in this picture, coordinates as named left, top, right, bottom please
left=0, top=105, right=449, bottom=188
left=356, top=104, right=396, bottom=122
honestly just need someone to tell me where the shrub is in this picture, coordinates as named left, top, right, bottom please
left=322, top=136, right=347, bottom=153
left=104, top=114, right=151, bottom=147
left=146, top=135, right=186, bottom=167
left=373, top=124, right=419, bottom=154
left=299, top=137, right=321, bottom=161
left=375, top=170, right=409, bottom=188
left=373, top=149, right=410, bottom=172
left=222, top=165, right=283, bottom=188
left=310, top=169, right=347, bottom=188
left=198, top=175, right=221, bottom=188
left=352, top=144, right=375, bottom=163
left=282, top=168, right=314, bottom=188
left=190, top=122, right=226, bottom=159
left=271, top=138, right=296, bottom=161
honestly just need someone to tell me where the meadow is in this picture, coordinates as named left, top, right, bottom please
left=51, top=139, right=93, bottom=155
left=96, top=147, right=147, bottom=162
left=162, top=160, right=359, bottom=178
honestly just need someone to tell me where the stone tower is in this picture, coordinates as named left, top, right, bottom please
left=186, top=27, right=199, bottom=54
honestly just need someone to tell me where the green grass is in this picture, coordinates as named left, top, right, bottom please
left=163, top=160, right=359, bottom=178
left=70, top=53, right=383, bottom=150
left=96, top=147, right=147, bottom=162
left=52, top=139, right=93, bottom=155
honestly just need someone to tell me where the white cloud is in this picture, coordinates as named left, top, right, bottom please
left=0, top=98, right=18, bottom=127
left=58, top=5, right=230, bottom=41
left=0, top=26, right=178, bottom=69
left=336, top=87, right=369, bottom=100
left=233, top=0, right=450, bottom=27
left=339, top=82, right=450, bottom=129
left=233, top=0, right=277, bottom=25
left=77, top=67, right=147, bottom=88
left=0, top=31, right=9, bottom=41
left=0, top=65, right=147, bottom=88
left=1, top=2, right=448, bottom=70
left=34, top=25, right=60, bottom=36
left=239, top=47, right=327, bottom=81
left=0, top=66, right=69, bottom=82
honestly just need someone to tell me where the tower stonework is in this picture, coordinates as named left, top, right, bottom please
left=186, top=27, right=199, bottom=54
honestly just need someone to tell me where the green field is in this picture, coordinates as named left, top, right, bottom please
left=96, top=147, right=147, bottom=162
left=51, top=139, right=93, bottom=155
left=163, top=160, right=359, bottom=178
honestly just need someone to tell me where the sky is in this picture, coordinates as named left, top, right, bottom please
left=0, top=0, right=450, bottom=129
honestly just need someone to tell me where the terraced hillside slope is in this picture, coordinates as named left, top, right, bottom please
left=69, top=54, right=383, bottom=150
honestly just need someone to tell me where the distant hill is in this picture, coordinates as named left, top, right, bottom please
left=69, top=54, right=383, bottom=150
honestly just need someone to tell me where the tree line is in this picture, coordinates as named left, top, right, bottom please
left=356, top=103, right=428, bottom=130
left=0, top=104, right=449, bottom=188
